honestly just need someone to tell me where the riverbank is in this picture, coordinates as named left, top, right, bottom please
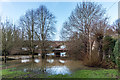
left=1, top=67, right=119, bottom=78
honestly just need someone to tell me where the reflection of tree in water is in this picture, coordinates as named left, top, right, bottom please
left=27, top=59, right=47, bottom=77
left=31, top=59, right=36, bottom=71
left=41, top=59, right=47, bottom=73
left=21, top=58, right=73, bottom=76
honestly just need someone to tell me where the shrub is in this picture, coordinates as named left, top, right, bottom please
left=83, top=49, right=101, bottom=67
left=101, top=59, right=116, bottom=69
left=83, top=50, right=116, bottom=68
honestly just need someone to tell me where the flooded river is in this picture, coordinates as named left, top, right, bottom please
left=2, top=56, right=99, bottom=76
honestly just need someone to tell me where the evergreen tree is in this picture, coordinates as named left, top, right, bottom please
left=113, top=39, right=120, bottom=69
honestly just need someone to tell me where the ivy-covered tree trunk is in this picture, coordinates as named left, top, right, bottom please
left=118, top=39, right=120, bottom=73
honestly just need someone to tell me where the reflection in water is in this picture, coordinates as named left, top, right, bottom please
left=46, top=53, right=54, bottom=56
left=34, top=59, right=40, bottom=63
left=60, top=52, right=67, bottom=57
left=38, top=54, right=41, bottom=56
left=59, top=60, right=65, bottom=63
left=21, top=59, right=30, bottom=63
left=21, top=56, right=30, bottom=59
left=46, top=66, right=71, bottom=75
left=47, top=59, right=54, bottom=63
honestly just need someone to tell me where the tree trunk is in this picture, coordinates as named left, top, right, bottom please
left=99, top=41, right=103, bottom=61
left=41, top=35, right=46, bottom=59
left=31, top=10, right=34, bottom=59
left=4, top=51, right=6, bottom=63
left=41, top=53, right=45, bottom=59
left=41, top=45, right=46, bottom=59
left=32, top=49, right=34, bottom=59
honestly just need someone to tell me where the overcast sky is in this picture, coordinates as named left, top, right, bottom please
left=0, top=1, right=118, bottom=41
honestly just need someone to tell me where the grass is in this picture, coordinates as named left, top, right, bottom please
left=48, top=69, right=119, bottom=78
left=1, top=68, right=119, bottom=78
left=48, top=74, right=70, bottom=78
left=1, top=68, right=30, bottom=78
left=71, top=69, right=118, bottom=78
left=1, top=68, right=47, bottom=78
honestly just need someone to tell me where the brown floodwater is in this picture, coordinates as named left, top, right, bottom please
left=2, top=55, right=100, bottom=76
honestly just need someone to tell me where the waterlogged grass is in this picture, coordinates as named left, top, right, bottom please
left=1, top=68, right=30, bottom=78
left=1, top=68, right=119, bottom=78
left=1, top=68, right=47, bottom=78
left=48, top=69, right=119, bottom=78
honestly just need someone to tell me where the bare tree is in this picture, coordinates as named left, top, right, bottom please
left=19, top=5, right=56, bottom=59
left=114, top=19, right=120, bottom=36
left=12, top=25, right=22, bottom=48
left=19, top=9, right=36, bottom=59
left=61, top=2, right=108, bottom=60
left=92, top=18, right=108, bottom=61
left=1, top=20, right=13, bottom=63
left=35, top=5, right=56, bottom=59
